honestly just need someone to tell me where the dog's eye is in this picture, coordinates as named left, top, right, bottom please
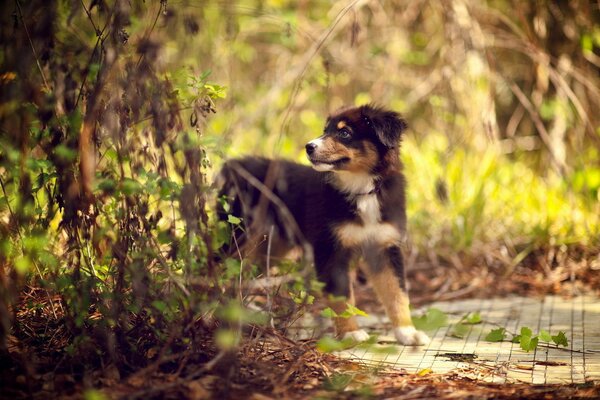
left=339, top=129, right=351, bottom=139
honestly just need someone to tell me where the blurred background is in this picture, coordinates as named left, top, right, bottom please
left=1, top=0, right=599, bottom=396
left=172, top=0, right=600, bottom=264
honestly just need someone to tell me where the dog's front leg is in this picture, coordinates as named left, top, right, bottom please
left=363, top=245, right=430, bottom=346
left=315, top=247, right=370, bottom=342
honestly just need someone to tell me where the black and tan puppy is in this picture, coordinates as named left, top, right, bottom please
left=217, top=104, right=429, bottom=345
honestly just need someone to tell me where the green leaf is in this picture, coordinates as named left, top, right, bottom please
left=464, top=312, right=482, bottom=324
left=316, top=336, right=348, bottom=353
left=121, top=178, right=142, bottom=195
left=290, top=290, right=314, bottom=305
left=84, top=389, right=108, bottom=400
left=552, top=331, right=568, bottom=347
left=581, top=34, right=593, bottom=52
left=412, top=308, right=448, bottom=331
left=227, top=215, right=242, bottom=225
left=519, top=335, right=539, bottom=352
left=339, top=303, right=368, bottom=318
left=320, top=307, right=338, bottom=318
left=54, top=144, right=77, bottom=162
left=215, top=329, right=239, bottom=350
left=152, top=300, right=167, bottom=312
left=15, top=256, right=33, bottom=275
left=485, top=328, right=506, bottom=342
left=520, top=326, right=533, bottom=338
left=450, top=323, right=470, bottom=339
left=539, top=329, right=552, bottom=342
left=97, top=178, right=116, bottom=193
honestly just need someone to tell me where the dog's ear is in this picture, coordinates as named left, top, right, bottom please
left=361, top=104, right=407, bottom=148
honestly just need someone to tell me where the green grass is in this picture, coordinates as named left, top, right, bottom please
left=403, top=134, right=600, bottom=253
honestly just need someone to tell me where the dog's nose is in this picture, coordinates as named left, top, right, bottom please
left=305, top=142, right=317, bottom=155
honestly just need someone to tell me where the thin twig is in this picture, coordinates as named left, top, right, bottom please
left=266, top=224, right=275, bottom=329
left=14, top=0, right=50, bottom=91
left=74, top=2, right=115, bottom=109
left=80, top=0, right=99, bottom=34
left=232, top=232, right=244, bottom=301
left=135, top=0, right=165, bottom=68
left=275, top=0, right=362, bottom=152
left=507, top=82, right=566, bottom=176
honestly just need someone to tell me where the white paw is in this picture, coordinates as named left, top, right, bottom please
left=393, top=326, right=430, bottom=346
left=342, top=329, right=370, bottom=342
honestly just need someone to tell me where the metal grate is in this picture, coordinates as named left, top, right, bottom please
left=290, top=295, right=600, bottom=384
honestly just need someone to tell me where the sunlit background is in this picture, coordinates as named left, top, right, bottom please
left=160, top=1, right=600, bottom=253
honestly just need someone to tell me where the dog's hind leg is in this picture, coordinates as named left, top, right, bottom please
left=362, top=245, right=430, bottom=346
left=315, top=246, right=369, bottom=342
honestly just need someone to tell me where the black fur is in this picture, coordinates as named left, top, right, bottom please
left=217, top=104, right=408, bottom=307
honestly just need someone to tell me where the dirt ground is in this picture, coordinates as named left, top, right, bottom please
left=1, top=247, right=599, bottom=399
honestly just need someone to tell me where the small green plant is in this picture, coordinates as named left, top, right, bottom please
left=409, top=309, right=569, bottom=353
left=450, top=312, right=483, bottom=338
left=316, top=303, right=370, bottom=352
left=412, top=308, right=448, bottom=331
left=485, top=326, right=569, bottom=352
left=289, top=289, right=315, bottom=305
left=320, top=303, right=368, bottom=319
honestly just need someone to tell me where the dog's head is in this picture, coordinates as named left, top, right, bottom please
left=305, top=104, right=407, bottom=173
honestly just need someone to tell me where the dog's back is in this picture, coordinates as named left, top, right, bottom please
left=216, top=156, right=354, bottom=258
left=215, top=104, right=430, bottom=346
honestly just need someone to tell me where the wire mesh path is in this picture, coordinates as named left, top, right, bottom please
left=289, top=295, right=600, bottom=384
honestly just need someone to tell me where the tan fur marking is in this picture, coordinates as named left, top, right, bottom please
left=362, top=266, right=412, bottom=327
left=337, top=120, right=347, bottom=130
left=335, top=223, right=402, bottom=247
left=314, top=137, right=351, bottom=161
left=312, top=137, right=377, bottom=175
left=346, top=142, right=378, bottom=173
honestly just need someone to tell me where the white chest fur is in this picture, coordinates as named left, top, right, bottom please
left=331, top=172, right=402, bottom=247
left=335, top=193, right=402, bottom=247
left=356, top=194, right=381, bottom=225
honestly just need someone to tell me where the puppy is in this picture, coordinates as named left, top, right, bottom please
left=216, top=104, right=429, bottom=346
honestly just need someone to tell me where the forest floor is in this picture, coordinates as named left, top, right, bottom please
left=2, top=247, right=600, bottom=399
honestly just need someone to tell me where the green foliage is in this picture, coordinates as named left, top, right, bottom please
left=227, top=215, right=242, bottom=225
left=320, top=307, right=338, bottom=318
left=412, top=308, right=448, bottom=332
left=539, top=329, right=553, bottom=343
left=485, top=328, right=507, bottom=342
left=451, top=312, right=483, bottom=337
left=322, top=373, right=354, bottom=392
left=316, top=337, right=345, bottom=353
left=405, top=136, right=600, bottom=252
left=290, top=289, right=315, bottom=305
left=83, top=389, right=108, bottom=400
left=450, top=323, right=470, bottom=339
left=215, top=329, right=240, bottom=350
left=512, top=327, right=539, bottom=352
left=462, top=312, right=482, bottom=325
left=316, top=336, right=360, bottom=353
left=320, top=303, right=368, bottom=319
left=551, top=331, right=569, bottom=347
left=485, top=326, right=569, bottom=351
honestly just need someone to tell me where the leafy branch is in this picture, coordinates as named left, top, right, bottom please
left=485, top=327, right=569, bottom=352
